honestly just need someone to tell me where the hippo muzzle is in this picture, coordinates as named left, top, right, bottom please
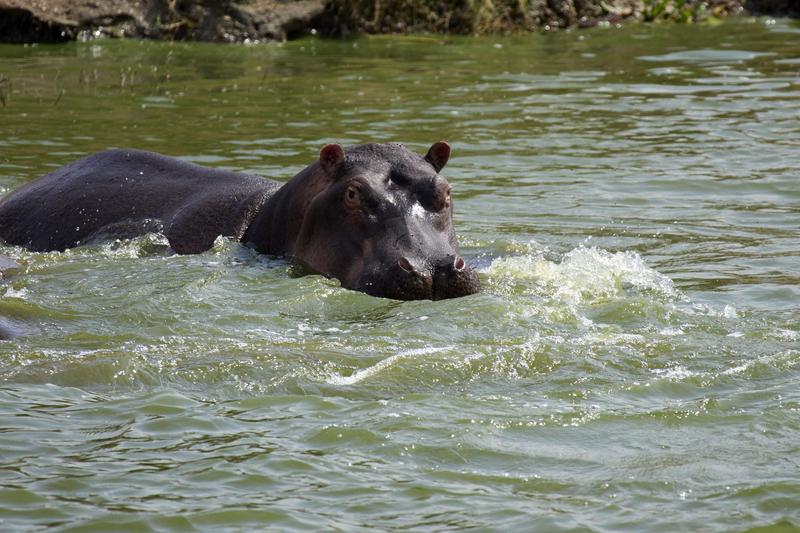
left=361, top=253, right=480, bottom=301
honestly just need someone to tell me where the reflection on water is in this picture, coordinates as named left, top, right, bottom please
left=1, top=18, right=799, bottom=532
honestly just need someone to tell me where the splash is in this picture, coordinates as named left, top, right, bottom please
left=326, top=346, right=454, bottom=385
left=98, top=233, right=173, bottom=258
left=485, top=246, right=680, bottom=305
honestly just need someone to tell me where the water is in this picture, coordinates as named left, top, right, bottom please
left=1, top=18, right=799, bottom=531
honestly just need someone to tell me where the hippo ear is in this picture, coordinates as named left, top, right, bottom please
left=320, top=144, right=345, bottom=177
left=425, top=141, right=450, bottom=173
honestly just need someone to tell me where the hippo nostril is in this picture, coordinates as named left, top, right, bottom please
left=453, top=256, right=465, bottom=271
left=398, top=257, right=414, bottom=273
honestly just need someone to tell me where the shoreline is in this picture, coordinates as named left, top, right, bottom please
left=0, top=0, right=797, bottom=44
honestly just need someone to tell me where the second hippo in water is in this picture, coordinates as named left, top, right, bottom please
left=0, top=142, right=480, bottom=301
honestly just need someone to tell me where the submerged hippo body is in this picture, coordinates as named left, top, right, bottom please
left=0, top=142, right=479, bottom=300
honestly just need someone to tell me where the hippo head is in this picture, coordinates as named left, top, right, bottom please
left=285, top=142, right=480, bottom=300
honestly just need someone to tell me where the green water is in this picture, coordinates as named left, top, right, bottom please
left=1, top=18, right=799, bottom=531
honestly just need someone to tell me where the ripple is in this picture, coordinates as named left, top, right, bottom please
left=638, top=49, right=775, bottom=64
left=1, top=22, right=799, bottom=532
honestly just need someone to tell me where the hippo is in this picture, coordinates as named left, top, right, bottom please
left=0, top=142, right=480, bottom=300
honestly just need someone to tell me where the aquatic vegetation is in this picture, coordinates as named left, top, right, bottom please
left=642, top=0, right=713, bottom=23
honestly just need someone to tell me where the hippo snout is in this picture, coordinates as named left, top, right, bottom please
left=432, top=255, right=481, bottom=301
left=375, top=255, right=479, bottom=301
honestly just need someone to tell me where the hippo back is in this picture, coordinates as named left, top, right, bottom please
left=0, top=149, right=279, bottom=253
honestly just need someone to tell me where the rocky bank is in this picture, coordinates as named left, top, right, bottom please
left=0, top=0, right=796, bottom=43
left=0, top=0, right=327, bottom=43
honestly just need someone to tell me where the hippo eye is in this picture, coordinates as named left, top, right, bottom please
left=390, top=171, right=410, bottom=187
left=345, top=185, right=361, bottom=208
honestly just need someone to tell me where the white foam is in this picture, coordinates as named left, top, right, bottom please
left=651, top=366, right=696, bottom=380
left=485, top=246, right=679, bottom=304
left=326, top=346, right=453, bottom=385
left=774, top=329, right=798, bottom=341
left=721, top=350, right=800, bottom=376
left=684, top=303, right=739, bottom=319
left=3, top=286, right=27, bottom=299
left=99, top=233, right=171, bottom=258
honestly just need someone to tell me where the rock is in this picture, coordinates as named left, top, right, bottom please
left=746, top=0, right=800, bottom=15
left=0, top=0, right=327, bottom=43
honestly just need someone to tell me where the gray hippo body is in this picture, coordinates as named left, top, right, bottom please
left=0, top=142, right=479, bottom=300
left=0, top=149, right=278, bottom=254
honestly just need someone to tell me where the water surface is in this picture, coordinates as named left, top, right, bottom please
left=1, top=18, right=799, bottom=531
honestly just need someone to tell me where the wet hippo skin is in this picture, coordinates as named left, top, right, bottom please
left=0, top=142, right=480, bottom=301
